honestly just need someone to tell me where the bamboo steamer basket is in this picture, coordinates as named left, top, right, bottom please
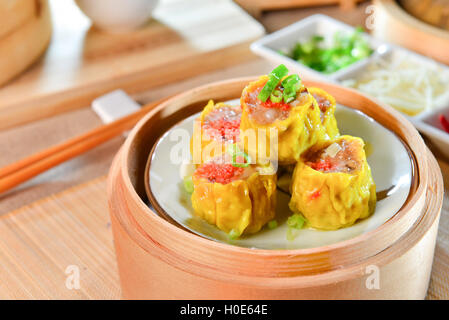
left=107, top=78, right=442, bottom=299
left=399, top=0, right=449, bottom=31
left=0, top=0, right=36, bottom=39
left=373, top=0, right=449, bottom=65
left=0, top=0, right=52, bottom=87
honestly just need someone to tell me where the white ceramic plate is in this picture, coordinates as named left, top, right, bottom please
left=148, top=99, right=413, bottom=249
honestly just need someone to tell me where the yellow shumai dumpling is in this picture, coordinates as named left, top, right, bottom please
left=239, top=76, right=327, bottom=165
left=309, top=87, right=339, bottom=140
left=191, top=159, right=277, bottom=237
left=190, top=100, right=241, bottom=164
left=289, top=135, right=376, bottom=230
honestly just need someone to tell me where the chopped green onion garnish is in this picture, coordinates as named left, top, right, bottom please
left=227, top=144, right=251, bottom=168
left=286, top=227, right=300, bottom=241
left=232, top=151, right=251, bottom=168
left=258, top=77, right=278, bottom=102
left=183, top=176, right=194, bottom=194
left=281, top=74, right=301, bottom=90
left=268, top=220, right=278, bottom=229
left=270, top=89, right=283, bottom=103
left=280, top=28, right=372, bottom=74
left=281, top=75, right=301, bottom=93
left=270, top=64, right=289, bottom=79
left=257, top=64, right=289, bottom=102
left=228, top=229, right=240, bottom=240
left=312, top=35, right=325, bottom=42
left=286, top=214, right=306, bottom=241
left=281, top=74, right=301, bottom=103
left=287, top=213, right=306, bottom=229
left=354, top=26, right=364, bottom=33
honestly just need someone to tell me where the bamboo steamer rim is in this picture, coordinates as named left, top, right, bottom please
left=109, top=77, right=431, bottom=279
left=373, top=0, right=449, bottom=65
left=375, top=0, right=449, bottom=39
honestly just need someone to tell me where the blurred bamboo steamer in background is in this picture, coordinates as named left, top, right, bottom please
left=373, top=0, right=449, bottom=65
left=399, top=0, right=449, bottom=31
left=0, top=0, right=52, bottom=87
left=0, top=0, right=36, bottom=39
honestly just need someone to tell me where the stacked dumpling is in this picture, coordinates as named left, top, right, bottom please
left=190, top=100, right=241, bottom=164
left=188, top=100, right=277, bottom=238
left=240, top=74, right=325, bottom=164
left=289, top=135, right=376, bottom=230
left=191, top=155, right=277, bottom=237
left=308, top=87, right=339, bottom=140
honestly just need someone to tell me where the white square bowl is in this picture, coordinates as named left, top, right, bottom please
left=250, top=14, right=384, bottom=82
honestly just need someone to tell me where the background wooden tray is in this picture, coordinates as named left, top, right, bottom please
left=0, top=174, right=447, bottom=299
left=235, top=0, right=364, bottom=15
left=0, top=0, right=264, bottom=130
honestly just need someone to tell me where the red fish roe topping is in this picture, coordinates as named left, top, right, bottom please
left=195, top=163, right=244, bottom=184
left=203, top=118, right=240, bottom=142
left=309, top=159, right=334, bottom=172
left=263, top=99, right=292, bottom=112
left=253, top=85, right=291, bottom=111
left=203, top=106, right=241, bottom=142
left=305, top=140, right=360, bottom=173
left=309, top=189, right=321, bottom=200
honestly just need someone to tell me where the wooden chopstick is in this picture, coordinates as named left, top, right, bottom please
left=0, top=97, right=168, bottom=194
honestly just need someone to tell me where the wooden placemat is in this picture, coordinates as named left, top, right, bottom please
left=0, top=0, right=264, bottom=130
left=0, top=177, right=120, bottom=299
left=0, top=172, right=448, bottom=299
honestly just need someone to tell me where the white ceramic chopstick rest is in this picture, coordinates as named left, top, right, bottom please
left=92, top=89, right=141, bottom=124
